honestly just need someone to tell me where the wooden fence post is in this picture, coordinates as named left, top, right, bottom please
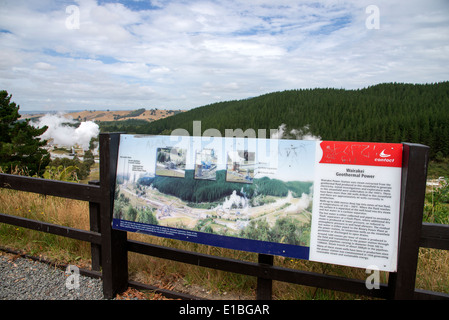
left=99, top=133, right=128, bottom=299
left=256, top=253, right=274, bottom=300
left=388, top=143, right=429, bottom=299
left=88, top=179, right=101, bottom=271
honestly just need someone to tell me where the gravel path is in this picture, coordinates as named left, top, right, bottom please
left=0, top=253, right=105, bottom=300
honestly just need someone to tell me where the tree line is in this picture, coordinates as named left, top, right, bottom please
left=2, top=82, right=448, bottom=177
left=100, top=82, right=449, bottom=159
left=137, top=169, right=312, bottom=204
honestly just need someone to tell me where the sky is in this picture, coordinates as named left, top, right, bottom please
left=0, top=0, right=448, bottom=112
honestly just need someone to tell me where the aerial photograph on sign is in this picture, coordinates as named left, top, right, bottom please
left=113, top=134, right=316, bottom=249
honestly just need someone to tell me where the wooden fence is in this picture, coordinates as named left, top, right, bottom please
left=1, top=133, right=448, bottom=300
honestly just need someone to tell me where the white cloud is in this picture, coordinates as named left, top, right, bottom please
left=0, top=0, right=448, bottom=111
left=33, top=62, right=56, bottom=70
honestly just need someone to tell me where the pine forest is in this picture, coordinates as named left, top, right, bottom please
left=99, top=82, right=449, bottom=160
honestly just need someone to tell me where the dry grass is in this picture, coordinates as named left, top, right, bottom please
left=0, top=188, right=91, bottom=263
left=416, top=247, right=449, bottom=294
left=0, top=187, right=448, bottom=299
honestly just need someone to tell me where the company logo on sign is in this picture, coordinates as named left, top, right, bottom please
left=375, top=148, right=396, bottom=163
left=379, top=149, right=391, bottom=157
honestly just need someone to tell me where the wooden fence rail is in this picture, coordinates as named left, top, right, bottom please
left=0, top=133, right=448, bottom=300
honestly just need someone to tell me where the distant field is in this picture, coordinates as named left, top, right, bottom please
left=21, top=108, right=185, bottom=122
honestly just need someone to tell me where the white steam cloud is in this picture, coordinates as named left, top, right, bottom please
left=31, top=113, right=99, bottom=150
left=222, top=190, right=249, bottom=211
left=271, top=124, right=321, bottom=141
left=285, top=192, right=312, bottom=213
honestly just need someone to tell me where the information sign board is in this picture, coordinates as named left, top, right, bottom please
left=112, top=134, right=402, bottom=271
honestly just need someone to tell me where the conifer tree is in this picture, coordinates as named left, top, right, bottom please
left=0, top=90, right=50, bottom=176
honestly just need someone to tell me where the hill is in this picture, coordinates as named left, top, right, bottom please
left=99, top=82, right=449, bottom=159
left=22, top=108, right=185, bottom=122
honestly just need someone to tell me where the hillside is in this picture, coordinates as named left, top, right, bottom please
left=137, top=169, right=313, bottom=203
left=99, top=82, right=449, bottom=159
left=22, top=108, right=185, bottom=122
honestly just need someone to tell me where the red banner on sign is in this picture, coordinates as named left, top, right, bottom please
left=319, top=141, right=403, bottom=167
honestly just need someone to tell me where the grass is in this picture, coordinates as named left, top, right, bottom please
left=416, top=248, right=449, bottom=294
left=427, top=157, right=449, bottom=179
left=1, top=187, right=447, bottom=300
left=0, top=159, right=448, bottom=299
left=0, top=188, right=91, bottom=264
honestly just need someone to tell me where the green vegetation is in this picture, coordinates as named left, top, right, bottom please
left=240, top=217, right=311, bottom=246
left=100, top=82, right=449, bottom=160
left=125, top=108, right=146, bottom=118
left=425, top=157, right=449, bottom=225
left=424, top=180, right=449, bottom=225
left=137, top=169, right=313, bottom=204
left=46, top=151, right=95, bottom=181
left=42, top=165, right=79, bottom=182
left=112, top=184, right=159, bottom=224
left=97, top=118, right=148, bottom=132
left=113, top=108, right=146, bottom=120
left=0, top=90, right=50, bottom=176
left=428, top=154, right=449, bottom=179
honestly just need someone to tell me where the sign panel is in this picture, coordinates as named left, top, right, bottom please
left=112, top=134, right=402, bottom=271
left=310, top=141, right=403, bottom=271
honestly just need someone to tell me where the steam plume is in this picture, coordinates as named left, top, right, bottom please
left=31, top=113, right=99, bottom=150
left=271, top=123, right=321, bottom=141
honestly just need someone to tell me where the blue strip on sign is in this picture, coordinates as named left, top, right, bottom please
left=112, top=218, right=310, bottom=260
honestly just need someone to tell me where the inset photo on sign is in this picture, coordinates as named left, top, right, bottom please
left=226, top=150, right=255, bottom=184
left=155, top=147, right=187, bottom=178
left=194, top=148, right=218, bottom=181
